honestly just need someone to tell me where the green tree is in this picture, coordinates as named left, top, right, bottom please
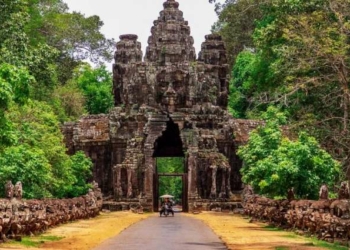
left=157, top=158, right=184, bottom=202
left=0, top=0, right=59, bottom=101
left=238, top=107, right=340, bottom=199
left=65, top=151, right=93, bottom=198
left=72, top=64, right=114, bottom=114
left=0, top=1, right=100, bottom=199
left=212, top=0, right=268, bottom=66
left=157, top=158, right=184, bottom=173
left=0, top=64, right=33, bottom=147
left=3, top=100, right=92, bottom=198
left=51, top=81, right=86, bottom=122
left=0, top=145, right=54, bottom=199
left=25, top=0, right=115, bottom=83
left=228, top=0, right=350, bottom=172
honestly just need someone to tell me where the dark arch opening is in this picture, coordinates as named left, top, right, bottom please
left=153, top=118, right=184, bottom=158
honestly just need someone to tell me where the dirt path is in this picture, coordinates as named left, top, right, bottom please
left=1, top=212, right=345, bottom=250
left=0, top=212, right=151, bottom=250
left=185, top=212, right=333, bottom=250
left=94, top=213, right=226, bottom=250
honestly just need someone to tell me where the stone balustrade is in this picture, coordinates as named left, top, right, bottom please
left=244, top=195, right=350, bottom=246
left=0, top=182, right=102, bottom=243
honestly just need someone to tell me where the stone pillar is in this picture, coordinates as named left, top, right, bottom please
left=187, top=150, right=198, bottom=199
left=143, top=149, right=155, bottom=201
left=219, top=169, right=227, bottom=198
left=127, top=167, right=133, bottom=198
left=113, top=165, right=123, bottom=200
left=226, top=167, right=233, bottom=198
left=210, top=165, right=218, bottom=198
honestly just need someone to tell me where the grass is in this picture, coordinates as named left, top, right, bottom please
left=7, top=235, right=64, bottom=248
left=263, top=225, right=281, bottom=231
left=310, top=238, right=348, bottom=250
left=282, top=234, right=299, bottom=239
left=262, top=224, right=348, bottom=250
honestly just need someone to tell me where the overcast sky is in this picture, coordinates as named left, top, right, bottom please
left=64, top=0, right=221, bottom=65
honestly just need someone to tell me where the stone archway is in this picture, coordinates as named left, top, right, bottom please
left=151, top=118, right=188, bottom=212
left=153, top=118, right=184, bottom=158
left=62, top=0, right=264, bottom=212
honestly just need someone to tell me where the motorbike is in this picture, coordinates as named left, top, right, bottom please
left=160, top=203, right=174, bottom=217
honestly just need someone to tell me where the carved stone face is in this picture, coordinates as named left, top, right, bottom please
left=157, top=81, right=169, bottom=103
left=156, top=70, right=188, bottom=107
left=199, top=137, right=216, bottom=150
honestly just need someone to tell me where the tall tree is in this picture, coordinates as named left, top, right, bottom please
left=1, top=100, right=92, bottom=198
left=212, top=0, right=268, bottom=66
left=0, top=0, right=59, bottom=100
left=25, top=0, right=115, bottom=83
left=239, top=107, right=340, bottom=199
left=230, top=0, right=350, bottom=173
left=72, top=64, right=114, bottom=114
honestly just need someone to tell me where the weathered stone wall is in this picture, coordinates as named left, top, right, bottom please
left=244, top=196, right=350, bottom=246
left=0, top=184, right=102, bottom=242
left=62, top=0, right=265, bottom=211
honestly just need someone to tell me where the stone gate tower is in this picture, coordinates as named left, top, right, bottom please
left=63, top=0, right=260, bottom=211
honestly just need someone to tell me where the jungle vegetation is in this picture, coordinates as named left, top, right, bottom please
left=213, top=0, right=348, bottom=198
left=0, top=0, right=114, bottom=198
left=0, top=0, right=347, bottom=199
left=157, top=158, right=184, bottom=203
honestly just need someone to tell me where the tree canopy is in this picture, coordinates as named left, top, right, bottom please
left=238, top=107, right=340, bottom=199
left=216, top=0, right=350, bottom=180
left=157, top=158, right=184, bottom=202
left=0, top=0, right=114, bottom=199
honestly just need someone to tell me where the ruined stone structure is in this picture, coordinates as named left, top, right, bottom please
left=0, top=182, right=102, bottom=242
left=63, top=0, right=261, bottom=211
left=244, top=193, right=350, bottom=246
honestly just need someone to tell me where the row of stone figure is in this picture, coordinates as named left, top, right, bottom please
left=0, top=181, right=103, bottom=242
left=243, top=182, right=350, bottom=202
left=244, top=184, right=350, bottom=246
left=4, top=181, right=22, bottom=200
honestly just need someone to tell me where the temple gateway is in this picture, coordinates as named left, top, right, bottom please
left=63, top=0, right=260, bottom=212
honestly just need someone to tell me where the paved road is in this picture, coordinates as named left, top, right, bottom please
left=94, top=213, right=227, bottom=250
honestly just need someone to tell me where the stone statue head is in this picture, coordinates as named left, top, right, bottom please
left=14, top=181, right=23, bottom=199
left=5, top=181, right=14, bottom=199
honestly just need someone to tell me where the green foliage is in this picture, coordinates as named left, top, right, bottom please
left=0, top=100, right=92, bottom=198
left=239, top=107, right=340, bottom=199
left=0, top=0, right=109, bottom=199
left=0, top=2, right=59, bottom=100
left=157, top=158, right=184, bottom=202
left=229, top=51, right=256, bottom=118
left=222, top=0, right=350, bottom=172
left=51, top=81, right=86, bottom=122
left=0, top=145, right=53, bottom=199
left=159, top=176, right=183, bottom=203
left=0, top=78, right=14, bottom=113
left=72, top=64, right=114, bottom=114
left=0, top=64, right=33, bottom=147
left=213, top=0, right=268, bottom=66
left=24, top=0, right=115, bottom=83
left=65, top=151, right=93, bottom=198
left=157, top=157, right=184, bottom=173
left=25, top=2, right=114, bottom=63
left=0, top=64, right=33, bottom=108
